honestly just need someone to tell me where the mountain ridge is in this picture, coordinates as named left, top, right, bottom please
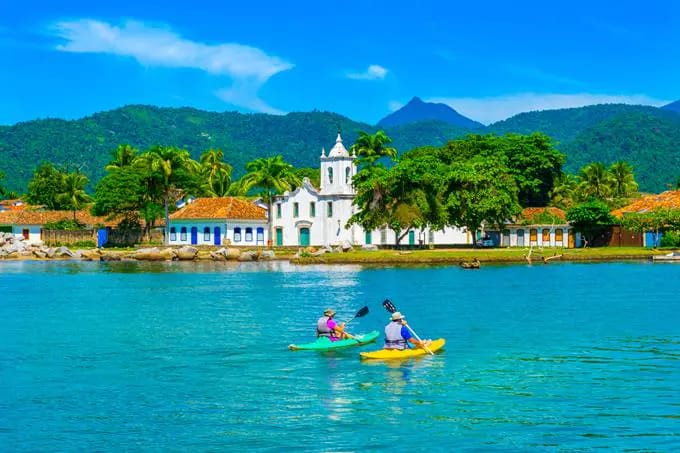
left=378, top=96, right=484, bottom=129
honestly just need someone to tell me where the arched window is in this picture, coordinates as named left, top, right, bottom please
left=170, top=227, right=177, bottom=241
left=180, top=227, right=187, bottom=241
left=245, top=227, right=253, bottom=242
left=234, top=227, right=242, bottom=242
left=203, top=226, right=211, bottom=241
left=256, top=227, right=264, bottom=244
left=345, top=166, right=351, bottom=184
left=328, top=167, right=333, bottom=184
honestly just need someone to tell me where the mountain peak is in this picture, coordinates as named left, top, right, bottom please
left=378, top=96, right=483, bottom=129
left=662, top=99, right=680, bottom=114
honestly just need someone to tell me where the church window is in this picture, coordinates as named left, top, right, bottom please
left=345, top=167, right=351, bottom=184
left=327, top=202, right=333, bottom=217
left=276, top=203, right=282, bottom=218
left=328, top=167, right=333, bottom=184
left=310, top=202, right=316, bottom=217
left=293, top=202, right=299, bottom=218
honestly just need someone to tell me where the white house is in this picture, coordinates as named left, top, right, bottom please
left=0, top=209, right=114, bottom=244
left=271, top=133, right=469, bottom=247
left=486, top=207, right=580, bottom=248
left=168, top=197, right=268, bottom=246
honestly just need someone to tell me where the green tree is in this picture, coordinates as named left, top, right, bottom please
left=26, top=162, right=68, bottom=209
left=136, top=146, right=200, bottom=245
left=0, top=170, right=5, bottom=198
left=350, top=130, right=397, bottom=167
left=502, top=133, right=565, bottom=207
left=566, top=200, right=615, bottom=247
left=105, top=144, right=138, bottom=172
left=239, top=155, right=300, bottom=243
left=550, top=173, right=579, bottom=209
left=577, top=162, right=612, bottom=201
left=57, top=172, right=92, bottom=221
left=608, top=161, right=638, bottom=198
left=444, top=155, right=521, bottom=243
left=200, top=149, right=233, bottom=197
left=292, top=167, right=321, bottom=189
left=92, top=168, right=146, bottom=221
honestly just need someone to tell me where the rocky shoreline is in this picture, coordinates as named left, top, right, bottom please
left=0, top=232, right=277, bottom=262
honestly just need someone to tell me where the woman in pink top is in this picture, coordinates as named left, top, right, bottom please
left=316, top=308, right=347, bottom=342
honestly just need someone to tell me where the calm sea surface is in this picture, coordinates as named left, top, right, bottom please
left=0, top=260, right=679, bottom=451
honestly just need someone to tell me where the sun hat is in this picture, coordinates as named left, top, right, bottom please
left=391, top=311, right=405, bottom=321
left=324, top=308, right=336, bottom=317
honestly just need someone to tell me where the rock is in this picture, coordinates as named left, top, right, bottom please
left=132, top=247, right=164, bottom=261
left=362, top=244, right=378, bottom=251
left=238, top=250, right=257, bottom=262
left=100, top=253, right=122, bottom=262
left=80, top=249, right=102, bottom=261
left=46, top=248, right=56, bottom=258
left=55, top=246, right=74, bottom=257
left=260, top=250, right=275, bottom=260
left=32, top=250, right=47, bottom=259
left=210, top=251, right=227, bottom=261
left=175, top=246, right=198, bottom=261
left=341, top=240, right=353, bottom=252
left=225, top=247, right=241, bottom=260
left=311, top=248, right=328, bottom=256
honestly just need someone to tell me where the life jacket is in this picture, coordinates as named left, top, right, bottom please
left=384, top=321, right=407, bottom=349
left=316, top=316, right=334, bottom=338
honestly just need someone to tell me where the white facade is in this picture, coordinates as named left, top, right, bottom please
left=272, top=133, right=470, bottom=247
left=168, top=220, right=268, bottom=246
left=7, top=225, right=42, bottom=244
left=497, top=225, right=581, bottom=248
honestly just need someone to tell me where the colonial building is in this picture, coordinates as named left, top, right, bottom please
left=168, top=197, right=268, bottom=246
left=0, top=210, right=114, bottom=244
left=271, top=133, right=469, bottom=247
left=486, top=207, right=580, bottom=248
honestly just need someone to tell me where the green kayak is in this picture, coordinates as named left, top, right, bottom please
left=288, top=330, right=380, bottom=351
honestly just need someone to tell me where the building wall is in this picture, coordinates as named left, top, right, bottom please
left=502, top=226, right=580, bottom=248
left=11, top=225, right=41, bottom=244
left=169, top=220, right=268, bottom=246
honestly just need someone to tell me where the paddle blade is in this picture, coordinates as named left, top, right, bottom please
left=355, top=306, right=369, bottom=318
left=382, top=299, right=397, bottom=313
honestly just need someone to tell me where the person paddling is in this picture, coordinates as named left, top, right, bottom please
left=384, top=312, right=430, bottom=350
left=316, top=308, right=348, bottom=342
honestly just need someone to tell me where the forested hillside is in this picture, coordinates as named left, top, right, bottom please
left=1, top=103, right=679, bottom=194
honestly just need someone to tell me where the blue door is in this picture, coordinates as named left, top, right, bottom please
left=408, top=230, right=415, bottom=245
left=214, top=227, right=221, bottom=245
left=190, top=227, right=198, bottom=245
left=300, top=228, right=310, bottom=246
left=97, top=228, right=108, bottom=247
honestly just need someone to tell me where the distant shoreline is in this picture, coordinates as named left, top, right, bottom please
left=0, top=246, right=674, bottom=265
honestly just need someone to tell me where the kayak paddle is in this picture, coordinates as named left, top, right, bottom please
left=341, top=305, right=369, bottom=340
left=382, top=298, right=434, bottom=355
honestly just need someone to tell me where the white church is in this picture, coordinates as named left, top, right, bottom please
left=270, top=133, right=470, bottom=247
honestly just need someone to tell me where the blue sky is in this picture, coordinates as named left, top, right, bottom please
left=1, top=0, right=679, bottom=125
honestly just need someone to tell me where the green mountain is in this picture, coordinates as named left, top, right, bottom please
left=1, top=103, right=679, bottom=194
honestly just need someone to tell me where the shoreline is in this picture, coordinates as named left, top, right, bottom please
left=0, top=246, right=674, bottom=265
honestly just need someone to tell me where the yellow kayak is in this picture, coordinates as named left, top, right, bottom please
left=360, top=338, right=446, bottom=360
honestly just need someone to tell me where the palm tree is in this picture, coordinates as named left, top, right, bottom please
left=549, top=173, right=578, bottom=208
left=608, top=161, right=638, bottom=198
left=105, top=144, right=138, bottom=172
left=200, top=149, right=232, bottom=197
left=136, top=146, right=200, bottom=244
left=350, top=130, right=397, bottom=167
left=239, top=155, right=300, bottom=245
left=56, top=172, right=92, bottom=221
left=577, top=162, right=612, bottom=201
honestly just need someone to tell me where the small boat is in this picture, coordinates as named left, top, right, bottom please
left=288, top=330, right=379, bottom=351
left=652, top=251, right=680, bottom=262
left=360, top=338, right=446, bottom=360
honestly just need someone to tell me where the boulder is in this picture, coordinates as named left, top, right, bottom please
left=341, top=240, right=353, bottom=252
left=237, top=250, right=257, bottom=262
left=210, top=251, right=227, bottom=261
left=225, top=247, right=241, bottom=260
left=175, top=246, right=198, bottom=261
left=55, top=246, right=74, bottom=257
left=259, top=250, right=275, bottom=260
left=100, top=253, right=122, bottom=262
left=32, top=250, right=47, bottom=259
left=46, top=248, right=56, bottom=258
left=362, top=244, right=379, bottom=251
left=132, top=247, right=165, bottom=261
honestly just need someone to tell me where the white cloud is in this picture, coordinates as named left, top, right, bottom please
left=429, top=93, right=672, bottom=125
left=347, top=64, right=388, bottom=80
left=52, top=19, right=293, bottom=113
left=388, top=100, right=403, bottom=112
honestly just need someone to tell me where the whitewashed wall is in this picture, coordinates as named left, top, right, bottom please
left=169, top=220, right=268, bottom=246
left=11, top=225, right=41, bottom=244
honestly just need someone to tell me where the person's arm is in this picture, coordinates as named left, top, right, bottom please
left=328, top=319, right=348, bottom=337
left=402, top=324, right=423, bottom=347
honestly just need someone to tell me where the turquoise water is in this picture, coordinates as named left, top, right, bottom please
left=1, top=260, right=679, bottom=451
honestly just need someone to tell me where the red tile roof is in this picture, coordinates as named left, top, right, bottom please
left=612, top=190, right=680, bottom=218
left=0, top=209, right=117, bottom=226
left=169, top=197, right=267, bottom=221
left=520, top=207, right=567, bottom=222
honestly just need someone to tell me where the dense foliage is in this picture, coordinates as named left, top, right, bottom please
left=2, top=103, right=678, bottom=195
left=566, top=200, right=616, bottom=246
